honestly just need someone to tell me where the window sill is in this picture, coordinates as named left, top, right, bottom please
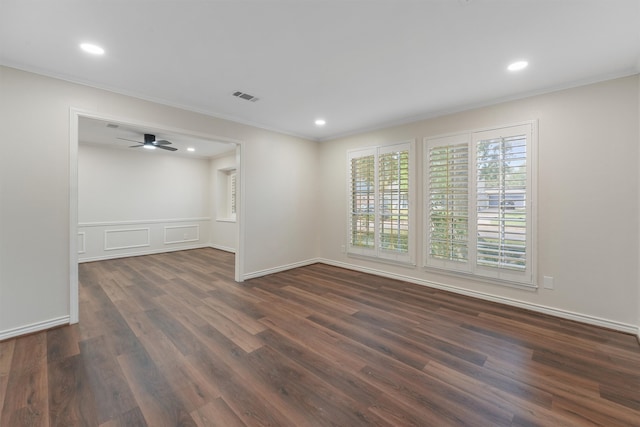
left=422, top=265, right=538, bottom=291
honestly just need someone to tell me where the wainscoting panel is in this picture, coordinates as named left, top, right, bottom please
left=164, top=224, right=200, bottom=244
left=104, top=228, right=150, bottom=251
left=77, top=232, right=86, bottom=254
left=78, top=218, right=210, bottom=262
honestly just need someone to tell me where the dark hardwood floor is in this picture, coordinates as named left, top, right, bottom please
left=1, top=248, right=639, bottom=426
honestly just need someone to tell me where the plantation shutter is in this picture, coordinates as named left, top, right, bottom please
left=425, top=135, right=470, bottom=271
left=230, top=172, right=237, bottom=216
left=348, top=142, right=413, bottom=263
left=378, top=144, right=410, bottom=261
left=424, top=123, right=534, bottom=287
left=348, top=149, right=377, bottom=256
left=472, top=124, right=533, bottom=285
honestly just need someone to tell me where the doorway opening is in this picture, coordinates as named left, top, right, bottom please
left=69, top=109, right=245, bottom=323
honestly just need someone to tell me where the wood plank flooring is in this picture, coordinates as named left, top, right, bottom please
left=1, top=248, right=639, bottom=426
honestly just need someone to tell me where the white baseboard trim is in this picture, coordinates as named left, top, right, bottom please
left=0, top=315, right=70, bottom=341
left=243, top=258, right=320, bottom=280
left=208, top=243, right=236, bottom=254
left=79, top=243, right=211, bottom=263
left=318, top=258, right=638, bottom=335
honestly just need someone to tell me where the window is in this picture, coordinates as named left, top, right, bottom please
left=229, top=171, right=236, bottom=217
left=426, top=135, right=470, bottom=270
left=348, top=141, right=413, bottom=263
left=216, top=168, right=236, bottom=222
left=425, top=123, right=536, bottom=287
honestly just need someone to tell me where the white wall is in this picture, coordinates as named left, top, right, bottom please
left=318, top=75, right=640, bottom=332
left=1, top=64, right=637, bottom=339
left=209, top=150, right=238, bottom=253
left=78, top=143, right=212, bottom=261
left=0, top=66, right=319, bottom=339
left=243, top=134, right=321, bottom=277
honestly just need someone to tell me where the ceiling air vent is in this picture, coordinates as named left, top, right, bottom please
left=106, top=123, right=119, bottom=128
left=232, top=91, right=259, bottom=102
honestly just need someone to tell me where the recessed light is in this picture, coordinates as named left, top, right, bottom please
left=80, top=43, right=105, bottom=55
left=187, top=147, right=195, bottom=152
left=507, top=60, right=528, bottom=72
left=315, top=119, right=326, bottom=126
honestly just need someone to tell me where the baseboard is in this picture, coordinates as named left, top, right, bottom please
left=243, top=258, right=321, bottom=280
left=318, top=258, right=638, bottom=335
left=79, top=243, right=211, bottom=263
left=0, top=315, right=70, bottom=341
left=208, top=243, right=236, bottom=254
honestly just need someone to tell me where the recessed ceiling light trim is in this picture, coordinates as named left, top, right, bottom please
left=508, top=60, right=528, bottom=72
left=315, top=119, right=326, bottom=126
left=80, top=43, right=105, bottom=55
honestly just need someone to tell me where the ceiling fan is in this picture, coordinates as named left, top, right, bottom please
left=118, top=133, right=177, bottom=151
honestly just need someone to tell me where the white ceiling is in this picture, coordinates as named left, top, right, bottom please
left=2, top=0, right=639, bottom=141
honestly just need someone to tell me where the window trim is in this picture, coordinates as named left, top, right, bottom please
left=347, top=140, right=416, bottom=265
left=423, top=121, right=537, bottom=288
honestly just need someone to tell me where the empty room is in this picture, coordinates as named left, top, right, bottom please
left=1, top=1, right=639, bottom=426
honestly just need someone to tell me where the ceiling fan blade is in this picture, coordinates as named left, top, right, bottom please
left=129, top=144, right=143, bottom=148
left=154, top=140, right=172, bottom=145
left=156, top=145, right=178, bottom=151
left=118, top=137, right=143, bottom=144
